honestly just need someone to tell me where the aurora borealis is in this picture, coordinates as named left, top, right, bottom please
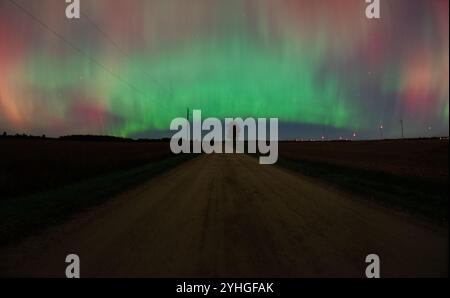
left=0, top=0, right=448, bottom=139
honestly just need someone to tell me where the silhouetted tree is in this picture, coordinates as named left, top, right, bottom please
left=2, top=131, right=6, bottom=137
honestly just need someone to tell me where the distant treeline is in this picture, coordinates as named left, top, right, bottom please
left=0, top=132, right=170, bottom=142
left=1, top=132, right=48, bottom=139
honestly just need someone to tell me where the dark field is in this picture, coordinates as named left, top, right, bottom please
left=0, top=138, right=173, bottom=200
left=1, top=146, right=447, bottom=278
left=278, top=139, right=449, bottom=222
left=0, top=138, right=190, bottom=245
left=279, top=139, right=448, bottom=183
left=0, top=138, right=448, bottom=246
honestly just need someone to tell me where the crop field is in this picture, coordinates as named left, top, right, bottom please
left=0, top=138, right=173, bottom=200
left=278, top=139, right=449, bottom=221
left=279, top=139, right=448, bottom=182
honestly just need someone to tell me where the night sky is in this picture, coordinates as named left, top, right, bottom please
left=0, top=0, right=448, bottom=139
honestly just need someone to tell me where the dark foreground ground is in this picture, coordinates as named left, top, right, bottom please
left=0, top=138, right=173, bottom=200
left=0, top=138, right=448, bottom=277
left=0, top=154, right=447, bottom=277
left=279, top=139, right=449, bottom=222
left=0, top=138, right=191, bottom=245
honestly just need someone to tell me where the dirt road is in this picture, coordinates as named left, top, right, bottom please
left=0, top=154, right=447, bottom=277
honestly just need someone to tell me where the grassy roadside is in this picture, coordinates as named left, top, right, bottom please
left=277, top=158, right=449, bottom=224
left=0, top=154, right=194, bottom=246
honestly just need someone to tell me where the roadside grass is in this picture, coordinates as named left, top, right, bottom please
left=0, top=154, right=194, bottom=246
left=277, top=158, right=449, bottom=224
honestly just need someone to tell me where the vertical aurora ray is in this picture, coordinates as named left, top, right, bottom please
left=0, top=0, right=448, bottom=138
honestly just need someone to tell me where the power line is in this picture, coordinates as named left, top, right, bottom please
left=80, top=10, right=172, bottom=96
left=8, top=0, right=148, bottom=98
left=400, top=119, right=404, bottom=138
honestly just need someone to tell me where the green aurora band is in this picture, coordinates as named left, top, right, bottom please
left=0, top=0, right=448, bottom=139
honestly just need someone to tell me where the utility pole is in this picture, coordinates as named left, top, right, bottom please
left=186, top=107, right=190, bottom=142
left=379, top=124, right=383, bottom=140
left=400, top=119, right=404, bottom=139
